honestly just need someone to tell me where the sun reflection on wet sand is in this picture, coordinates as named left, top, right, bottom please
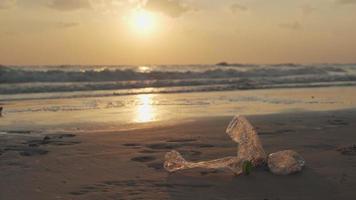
left=134, top=94, right=156, bottom=123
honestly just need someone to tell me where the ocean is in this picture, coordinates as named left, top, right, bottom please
left=1, top=63, right=356, bottom=101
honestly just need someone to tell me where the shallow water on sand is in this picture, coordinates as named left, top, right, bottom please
left=1, top=86, right=356, bottom=132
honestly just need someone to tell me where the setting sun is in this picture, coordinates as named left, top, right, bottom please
left=130, top=9, right=156, bottom=34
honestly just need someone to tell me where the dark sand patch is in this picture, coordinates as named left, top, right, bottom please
left=19, top=148, right=48, bottom=156
left=328, top=119, right=349, bottom=126
left=0, top=133, right=79, bottom=157
left=303, top=144, right=336, bottom=150
left=167, top=139, right=197, bottom=143
left=139, top=149, right=158, bottom=154
left=147, top=161, right=164, bottom=170
left=337, top=145, right=356, bottom=155
left=25, top=134, right=79, bottom=147
left=198, top=144, right=215, bottom=148
left=259, top=129, right=295, bottom=135
left=146, top=142, right=215, bottom=150
left=179, top=150, right=202, bottom=156
left=3, top=146, right=49, bottom=156
left=154, top=182, right=214, bottom=188
left=131, top=155, right=157, bottom=162
left=29, top=139, right=80, bottom=146
left=69, top=190, right=89, bottom=196
left=5, top=130, right=33, bottom=134
left=200, top=169, right=220, bottom=176
left=123, top=143, right=141, bottom=147
left=48, top=133, right=76, bottom=138
left=146, top=143, right=183, bottom=150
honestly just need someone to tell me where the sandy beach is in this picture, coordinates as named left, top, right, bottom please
left=1, top=106, right=356, bottom=199
left=2, top=1, right=356, bottom=199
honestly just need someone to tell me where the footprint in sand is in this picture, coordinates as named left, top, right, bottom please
left=25, top=134, right=80, bottom=147
left=3, top=146, right=49, bottom=156
left=0, top=133, right=79, bottom=157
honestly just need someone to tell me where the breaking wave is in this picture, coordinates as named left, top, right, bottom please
left=1, top=64, right=356, bottom=99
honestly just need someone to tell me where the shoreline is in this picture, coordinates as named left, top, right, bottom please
left=1, top=86, right=356, bottom=132
left=1, top=82, right=356, bottom=102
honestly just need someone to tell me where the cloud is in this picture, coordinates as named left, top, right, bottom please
left=55, top=22, right=80, bottom=28
left=48, top=0, right=91, bottom=11
left=300, top=4, right=315, bottom=15
left=336, top=0, right=356, bottom=5
left=144, top=0, right=190, bottom=18
left=0, top=0, right=16, bottom=9
left=0, top=21, right=80, bottom=37
left=230, top=3, right=247, bottom=13
left=279, top=21, right=302, bottom=30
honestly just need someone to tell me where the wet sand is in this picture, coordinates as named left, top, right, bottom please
left=2, top=86, right=356, bottom=131
left=1, top=109, right=356, bottom=200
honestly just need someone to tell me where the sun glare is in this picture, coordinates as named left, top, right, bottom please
left=130, top=9, right=156, bottom=34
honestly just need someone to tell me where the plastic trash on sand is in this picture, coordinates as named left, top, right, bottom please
left=267, top=150, right=305, bottom=175
left=164, top=115, right=305, bottom=176
left=164, top=115, right=266, bottom=175
left=164, top=150, right=244, bottom=175
left=226, top=115, right=267, bottom=166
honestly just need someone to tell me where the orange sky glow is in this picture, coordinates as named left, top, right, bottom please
left=0, top=0, right=356, bottom=65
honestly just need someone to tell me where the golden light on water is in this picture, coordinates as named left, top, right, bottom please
left=134, top=94, right=156, bottom=123
left=138, top=66, right=151, bottom=73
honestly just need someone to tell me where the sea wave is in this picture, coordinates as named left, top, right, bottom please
left=0, top=64, right=356, bottom=98
left=0, top=64, right=351, bottom=83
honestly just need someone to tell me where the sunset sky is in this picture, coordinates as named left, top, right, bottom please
left=0, top=0, right=356, bottom=65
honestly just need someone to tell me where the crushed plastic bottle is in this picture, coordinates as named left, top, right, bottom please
left=226, top=115, right=267, bottom=166
left=164, top=115, right=266, bottom=175
left=164, top=115, right=305, bottom=176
